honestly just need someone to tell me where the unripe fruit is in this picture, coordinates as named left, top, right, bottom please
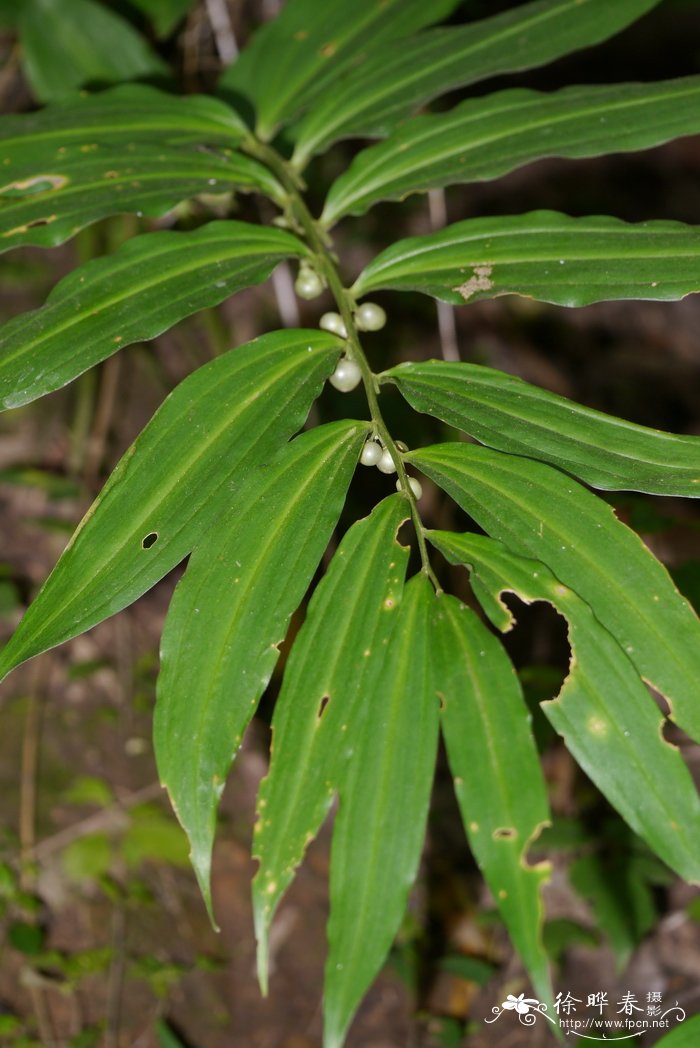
left=319, top=311, right=348, bottom=338
left=397, top=477, right=423, bottom=500
left=355, top=301, right=387, bottom=332
left=377, top=449, right=397, bottom=474
left=329, top=358, right=362, bottom=392
left=360, top=440, right=382, bottom=466
left=295, top=267, right=324, bottom=299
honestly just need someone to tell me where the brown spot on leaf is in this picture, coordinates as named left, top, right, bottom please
left=454, top=264, right=494, bottom=302
left=320, top=41, right=337, bottom=57
left=0, top=174, right=68, bottom=197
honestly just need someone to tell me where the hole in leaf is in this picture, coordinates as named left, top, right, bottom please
left=316, top=695, right=330, bottom=720
left=493, top=827, right=516, bottom=840
left=142, top=532, right=159, bottom=550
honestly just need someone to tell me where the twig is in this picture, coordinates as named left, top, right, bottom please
left=428, top=190, right=460, bottom=362
left=271, top=263, right=301, bottom=328
left=30, top=782, right=163, bottom=861
left=104, top=905, right=127, bottom=1048
left=83, top=355, right=121, bottom=489
left=205, top=0, right=238, bottom=64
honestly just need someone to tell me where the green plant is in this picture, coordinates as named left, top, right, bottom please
left=1, top=1, right=700, bottom=1044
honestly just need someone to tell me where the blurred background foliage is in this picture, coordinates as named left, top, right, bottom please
left=0, top=1, right=700, bottom=1044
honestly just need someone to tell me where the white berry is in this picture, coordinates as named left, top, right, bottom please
left=320, top=311, right=347, bottom=338
left=360, top=440, right=382, bottom=466
left=295, top=267, right=323, bottom=299
left=355, top=301, right=387, bottom=332
left=329, top=359, right=362, bottom=392
left=377, top=449, right=397, bottom=474
left=396, top=477, right=423, bottom=500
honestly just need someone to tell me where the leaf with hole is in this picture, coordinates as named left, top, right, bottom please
left=382, top=357, right=700, bottom=496
left=0, top=330, right=343, bottom=682
left=292, top=0, right=659, bottom=164
left=253, top=495, right=409, bottom=985
left=409, top=443, right=700, bottom=742
left=322, top=76, right=700, bottom=223
left=430, top=529, right=700, bottom=884
left=0, top=85, right=273, bottom=250
left=155, top=420, right=367, bottom=919
left=0, top=221, right=309, bottom=410
left=432, top=592, right=552, bottom=1004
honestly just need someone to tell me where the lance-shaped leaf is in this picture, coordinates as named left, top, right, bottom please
left=253, top=495, right=409, bottom=986
left=292, top=0, right=659, bottom=165
left=653, top=1012, right=700, bottom=1046
left=355, top=211, right=700, bottom=308
left=18, top=0, right=167, bottom=102
left=430, top=531, right=700, bottom=884
left=322, top=76, right=700, bottom=224
left=0, top=146, right=279, bottom=252
left=0, top=84, right=248, bottom=153
left=0, top=221, right=309, bottom=411
left=382, top=358, right=700, bottom=496
left=430, top=592, right=552, bottom=1005
left=155, top=421, right=367, bottom=921
left=324, top=575, right=440, bottom=1048
left=219, top=0, right=461, bottom=141
left=123, top=0, right=192, bottom=39
left=0, top=330, right=342, bottom=682
left=408, top=443, right=700, bottom=742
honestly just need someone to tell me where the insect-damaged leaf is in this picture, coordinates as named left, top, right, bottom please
left=355, top=212, right=700, bottom=308
left=322, top=76, right=700, bottom=224
left=219, top=0, right=461, bottom=141
left=0, top=221, right=309, bottom=410
left=0, top=330, right=342, bottom=682
left=430, top=531, right=700, bottom=884
left=408, top=443, right=700, bottom=743
left=432, top=592, right=552, bottom=1005
left=253, top=495, right=409, bottom=980
left=0, top=85, right=275, bottom=250
left=382, top=358, right=700, bottom=497
left=156, top=421, right=367, bottom=922
left=292, top=0, right=659, bottom=164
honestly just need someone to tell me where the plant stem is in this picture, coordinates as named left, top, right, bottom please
left=244, top=137, right=441, bottom=592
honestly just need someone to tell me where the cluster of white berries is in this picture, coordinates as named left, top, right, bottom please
left=360, top=439, right=423, bottom=499
left=320, top=302, right=387, bottom=393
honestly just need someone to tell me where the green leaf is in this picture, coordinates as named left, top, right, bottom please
left=155, top=1022, right=187, bottom=1048
left=292, top=0, right=659, bottom=165
left=0, top=330, right=342, bottom=682
left=129, top=0, right=193, bottom=38
left=653, top=1012, right=700, bottom=1047
left=18, top=0, right=167, bottom=102
left=409, top=443, right=700, bottom=743
left=569, top=852, right=656, bottom=971
left=0, top=220, right=309, bottom=410
left=323, top=575, right=440, bottom=1048
left=428, top=529, right=700, bottom=883
left=253, top=494, right=409, bottom=982
left=432, top=592, right=552, bottom=1004
left=0, top=85, right=275, bottom=250
left=382, top=358, right=700, bottom=496
left=219, top=0, right=462, bottom=141
left=0, top=83, right=247, bottom=151
left=0, top=152, right=278, bottom=252
left=155, top=421, right=367, bottom=920
left=356, top=211, right=700, bottom=307
left=322, top=75, right=700, bottom=224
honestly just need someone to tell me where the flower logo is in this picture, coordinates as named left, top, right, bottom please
left=502, top=993, right=539, bottom=1014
